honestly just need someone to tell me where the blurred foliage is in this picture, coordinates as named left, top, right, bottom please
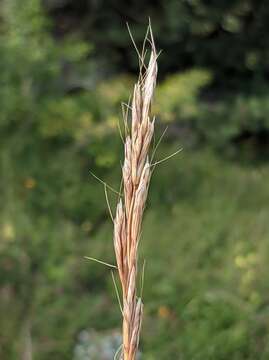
left=1, top=0, right=269, bottom=359
left=47, top=0, right=269, bottom=83
left=0, top=0, right=119, bottom=358
left=45, top=0, right=269, bottom=154
left=199, top=93, right=269, bottom=152
left=139, top=148, right=269, bottom=359
left=155, top=69, right=212, bottom=122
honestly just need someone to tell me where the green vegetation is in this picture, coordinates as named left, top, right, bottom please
left=0, top=0, right=269, bottom=359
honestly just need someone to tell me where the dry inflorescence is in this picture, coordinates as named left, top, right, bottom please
left=113, top=26, right=158, bottom=360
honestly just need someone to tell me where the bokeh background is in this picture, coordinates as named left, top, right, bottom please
left=1, top=0, right=269, bottom=359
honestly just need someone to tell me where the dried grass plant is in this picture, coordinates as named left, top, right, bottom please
left=113, top=24, right=158, bottom=360
left=87, top=23, right=181, bottom=360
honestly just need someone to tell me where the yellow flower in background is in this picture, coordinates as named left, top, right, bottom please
left=235, top=251, right=259, bottom=297
left=235, top=252, right=258, bottom=269
left=2, top=223, right=15, bottom=241
left=158, top=306, right=171, bottom=319
left=24, top=177, right=36, bottom=189
left=235, top=255, right=247, bottom=268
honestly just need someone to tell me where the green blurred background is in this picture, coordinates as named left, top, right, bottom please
left=1, top=0, right=269, bottom=359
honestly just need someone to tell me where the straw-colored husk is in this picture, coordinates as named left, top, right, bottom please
left=113, top=26, right=158, bottom=360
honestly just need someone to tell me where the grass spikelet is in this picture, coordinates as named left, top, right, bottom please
left=113, top=23, right=158, bottom=360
